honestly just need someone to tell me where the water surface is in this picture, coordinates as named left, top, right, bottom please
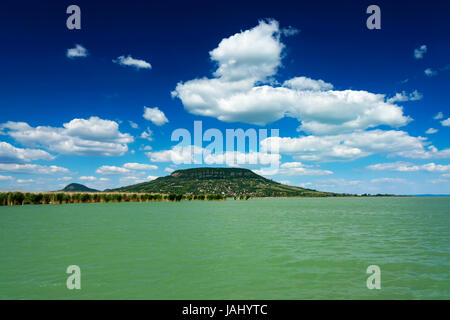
left=0, top=197, right=449, bottom=299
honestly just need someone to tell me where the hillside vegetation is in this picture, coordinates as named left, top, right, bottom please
left=107, top=167, right=338, bottom=197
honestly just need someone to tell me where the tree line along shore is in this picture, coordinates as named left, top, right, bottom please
left=0, top=192, right=244, bottom=206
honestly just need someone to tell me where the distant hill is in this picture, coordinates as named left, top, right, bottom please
left=61, top=183, right=99, bottom=193
left=106, top=167, right=338, bottom=197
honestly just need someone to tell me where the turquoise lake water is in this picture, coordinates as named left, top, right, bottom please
left=0, top=197, right=449, bottom=299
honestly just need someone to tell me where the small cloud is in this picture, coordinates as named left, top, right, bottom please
left=424, top=68, right=438, bottom=77
left=123, top=163, right=158, bottom=171
left=113, top=55, right=151, bottom=70
left=281, top=26, right=300, bottom=36
left=66, top=44, right=88, bottom=59
left=119, top=176, right=147, bottom=185
left=429, top=178, right=448, bottom=184
left=164, top=167, right=175, bottom=173
left=0, top=175, right=13, bottom=181
left=414, top=45, right=427, bottom=59
left=143, top=107, right=168, bottom=126
left=128, top=121, right=139, bottom=129
left=434, top=112, right=444, bottom=120
left=146, top=175, right=159, bottom=181
left=57, top=176, right=72, bottom=181
left=426, top=128, right=438, bottom=134
left=0, top=163, right=69, bottom=174
left=387, top=90, right=423, bottom=103
left=79, top=176, right=97, bottom=181
left=368, top=162, right=450, bottom=172
left=96, top=166, right=130, bottom=175
left=140, top=127, right=153, bottom=141
left=17, top=179, right=34, bottom=184
left=441, top=118, right=450, bottom=127
left=370, top=178, right=407, bottom=184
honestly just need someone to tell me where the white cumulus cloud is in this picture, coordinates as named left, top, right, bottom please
left=387, top=90, right=423, bottom=103
left=265, top=161, right=333, bottom=176
left=96, top=163, right=157, bottom=175
left=146, top=145, right=280, bottom=167
left=143, top=107, right=168, bottom=126
left=441, top=118, right=450, bottom=127
left=171, top=20, right=411, bottom=134
left=261, top=129, right=450, bottom=162
left=0, top=117, right=133, bottom=157
left=113, top=55, right=151, bottom=70
left=283, top=77, right=333, bottom=91
left=0, top=141, right=54, bottom=163
left=79, top=176, right=97, bottom=181
left=123, top=163, right=158, bottom=170
left=96, top=165, right=131, bottom=175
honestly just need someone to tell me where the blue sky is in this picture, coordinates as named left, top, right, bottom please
left=0, top=0, right=449, bottom=194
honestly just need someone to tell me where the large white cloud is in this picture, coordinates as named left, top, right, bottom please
left=0, top=141, right=54, bottom=163
left=261, top=130, right=450, bottom=162
left=209, top=19, right=283, bottom=82
left=172, top=19, right=411, bottom=134
left=0, top=117, right=133, bottom=156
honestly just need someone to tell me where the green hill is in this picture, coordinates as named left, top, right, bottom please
left=106, top=167, right=337, bottom=197
left=61, top=183, right=99, bottom=193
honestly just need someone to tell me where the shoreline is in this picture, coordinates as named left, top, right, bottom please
left=1, top=191, right=438, bottom=207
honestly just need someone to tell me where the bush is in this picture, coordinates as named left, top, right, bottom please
left=11, top=192, right=25, bottom=205
left=0, top=193, right=7, bottom=206
left=43, top=193, right=51, bottom=204
left=80, top=193, right=91, bottom=203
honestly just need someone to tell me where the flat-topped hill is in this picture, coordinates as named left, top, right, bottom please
left=106, top=167, right=337, bottom=197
